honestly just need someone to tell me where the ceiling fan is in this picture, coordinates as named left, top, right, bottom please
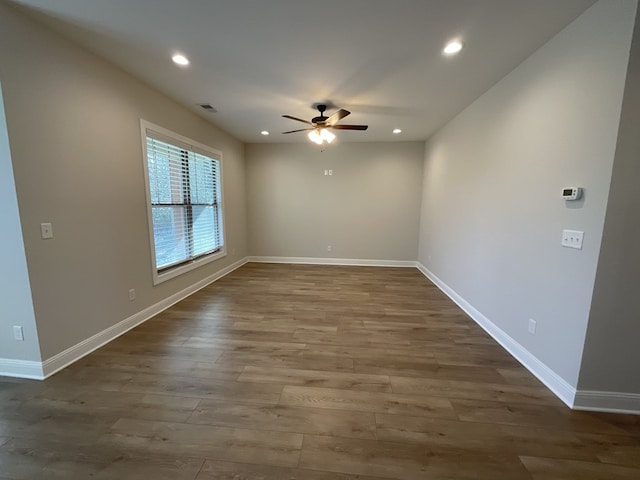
left=282, top=104, right=368, bottom=144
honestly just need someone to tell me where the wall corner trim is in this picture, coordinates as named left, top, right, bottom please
left=573, top=390, right=640, bottom=415
left=0, top=257, right=248, bottom=381
left=416, top=262, right=577, bottom=409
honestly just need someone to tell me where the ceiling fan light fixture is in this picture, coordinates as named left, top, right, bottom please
left=321, top=128, right=335, bottom=143
left=308, top=129, right=323, bottom=144
left=308, top=128, right=335, bottom=145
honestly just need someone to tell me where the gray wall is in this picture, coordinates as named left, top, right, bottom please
left=0, top=3, right=248, bottom=361
left=246, top=142, right=424, bottom=261
left=578, top=5, right=640, bottom=394
left=0, top=82, right=42, bottom=363
left=418, top=0, right=636, bottom=387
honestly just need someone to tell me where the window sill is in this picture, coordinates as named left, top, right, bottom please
left=152, top=248, right=227, bottom=285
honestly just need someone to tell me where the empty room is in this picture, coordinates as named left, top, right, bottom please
left=1, top=0, right=639, bottom=479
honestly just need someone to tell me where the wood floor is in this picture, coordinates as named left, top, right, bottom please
left=1, top=263, right=639, bottom=479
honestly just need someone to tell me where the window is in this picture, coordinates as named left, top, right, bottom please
left=141, top=121, right=225, bottom=284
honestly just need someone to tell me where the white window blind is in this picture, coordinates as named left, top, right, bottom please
left=145, top=131, right=223, bottom=273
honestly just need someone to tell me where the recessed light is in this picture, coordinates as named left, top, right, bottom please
left=443, top=40, right=463, bottom=56
left=393, top=128, right=402, bottom=134
left=261, top=131, right=269, bottom=136
left=172, top=54, right=190, bottom=66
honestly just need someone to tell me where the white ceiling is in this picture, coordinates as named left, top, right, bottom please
left=11, top=0, right=596, bottom=143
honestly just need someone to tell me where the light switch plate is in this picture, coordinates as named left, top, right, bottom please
left=40, top=222, right=53, bottom=239
left=561, top=229, right=583, bottom=249
left=13, top=325, right=24, bottom=341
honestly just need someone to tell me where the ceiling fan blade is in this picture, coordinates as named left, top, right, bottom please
left=282, top=115, right=313, bottom=125
left=282, top=128, right=315, bottom=134
left=331, top=124, right=368, bottom=131
left=325, top=108, right=351, bottom=126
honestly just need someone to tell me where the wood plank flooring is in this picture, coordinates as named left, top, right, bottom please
left=1, top=263, right=639, bottom=479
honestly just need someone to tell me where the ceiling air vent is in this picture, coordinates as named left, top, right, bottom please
left=198, top=104, right=217, bottom=113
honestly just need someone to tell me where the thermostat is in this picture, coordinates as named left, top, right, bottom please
left=562, top=187, right=582, bottom=201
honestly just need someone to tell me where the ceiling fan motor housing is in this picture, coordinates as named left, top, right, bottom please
left=312, top=104, right=328, bottom=124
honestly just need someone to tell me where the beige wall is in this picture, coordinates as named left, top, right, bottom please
left=0, top=3, right=248, bottom=361
left=246, top=142, right=424, bottom=262
left=418, top=0, right=636, bottom=387
left=578, top=4, right=640, bottom=395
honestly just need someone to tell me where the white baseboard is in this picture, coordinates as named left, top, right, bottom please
left=0, top=358, right=44, bottom=380
left=1, top=257, right=248, bottom=380
left=416, top=262, right=577, bottom=408
left=573, top=390, right=640, bottom=415
left=248, top=256, right=417, bottom=268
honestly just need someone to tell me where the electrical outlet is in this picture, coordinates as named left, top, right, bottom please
left=528, top=318, right=537, bottom=335
left=40, top=222, right=53, bottom=239
left=128, top=289, right=136, bottom=301
left=13, top=325, right=24, bottom=341
left=327, top=245, right=332, bottom=252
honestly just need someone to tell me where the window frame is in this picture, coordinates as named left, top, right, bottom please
left=140, top=119, right=226, bottom=285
